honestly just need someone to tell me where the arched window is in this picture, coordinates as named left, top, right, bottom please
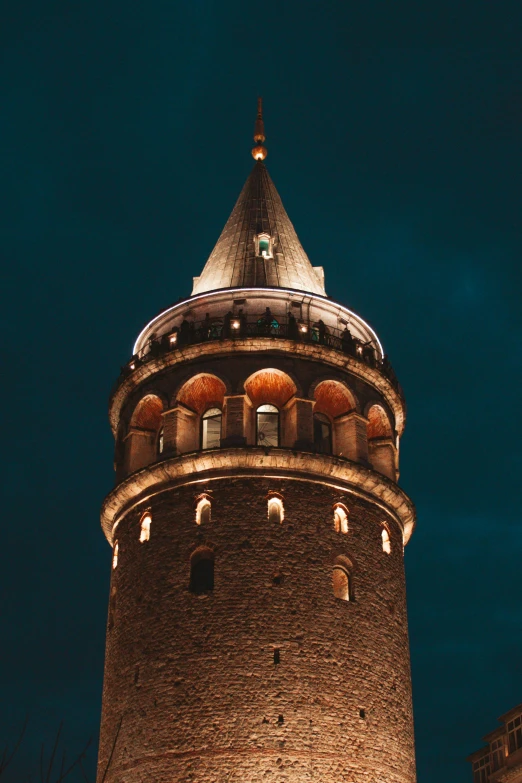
left=333, top=504, right=349, bottom=534
left=381, top=526, right=391, bottom=554
left=196, top=496, right=211, bottom=525
left=112, top=542, right=119, bottom=570
left=201, top=408, right=222, bottom=450
left=139, top=512, right=151, bottom=543
left=268, top=496, right=284, bottom=524
left=314, top=413, right=332, bottom=454
left=256, top=404, right=279, bottom=447
left=332, top=557, right=353, bottom=601
left=157, top=428, right=164, bottom=455
left=190, top=548, right=214, bottom=594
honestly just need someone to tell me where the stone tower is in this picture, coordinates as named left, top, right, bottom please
left=97, top=103, right=417, bottom=783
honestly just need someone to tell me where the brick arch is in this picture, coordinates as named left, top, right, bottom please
left=312, top=380, right=356, bottom=420
left=125, top=394, right=165, bottom=476
left=243, top=368, right=297, bottom=410
left=130, top=394, right=164, bottom=431
left=366, top=404, right=393, bottom=439
left=366, top=404, right=396, bottom=481
left=175, top=374, right=227, bottom=415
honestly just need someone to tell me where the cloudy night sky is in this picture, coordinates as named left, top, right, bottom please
left=1, top=1, right=521, bottom=779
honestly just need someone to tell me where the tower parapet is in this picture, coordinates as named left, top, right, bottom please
left=97, top=104, right=417, bottom=783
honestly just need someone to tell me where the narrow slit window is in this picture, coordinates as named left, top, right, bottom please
left=190, top=548, right=214, bottom=594
left=333, top=504, right=349, bottom=534
left=381, top=526, right=391, bottom=554
left=196, top=496, right=211, bottom=525
left=201, top=408, right=222, bottom=450
left=274, top=648, right=280, bottom=665
left=157, top=428, right=164, bottom=454
left=112, top=542, right=119, bottom=570
left=257, top=404, right=279, bottom=447
left=332, top=556, right=353, bottom=601
left=268, top=496, right=284, bottom=524
left=139, top=512, right=152, bottom=543
left=332, top=566, right=350, bottom=600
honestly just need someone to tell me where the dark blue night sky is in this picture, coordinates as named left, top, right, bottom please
left=2, top=1, right=521, bottom=779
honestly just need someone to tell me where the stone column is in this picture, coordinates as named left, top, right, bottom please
left=162, top=404, right=198, bottom=455
left=283, top=397, right=314, bottom=450
left=334, top=412, right=369, bottom=463
left=124, top=428, right=155, bottom=473
left=222, top=394, right=248, bottom=446
left=368, top=437, right=397, bottom=481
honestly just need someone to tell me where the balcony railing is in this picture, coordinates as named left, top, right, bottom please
left=115, top=313, right=403, bottom=400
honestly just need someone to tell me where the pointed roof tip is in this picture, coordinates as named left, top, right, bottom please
left=252, top=96, right=267, bottom=161
left=192, top=150, right=327, bottom=298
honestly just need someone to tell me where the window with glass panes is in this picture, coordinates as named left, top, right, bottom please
left=256, top=404, right=279, bottom=447
left=507, top=714, right=522, bottom=754
left=201, top=408, right=222, bottom=450
left=490, top=738, right=505, bottom=771
left=472, top=754, right=490, bottom=783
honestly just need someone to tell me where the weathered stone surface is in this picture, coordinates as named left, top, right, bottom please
left=102, top=449, right=415, bottom=546
left=98, top=478, right=416, bottom=783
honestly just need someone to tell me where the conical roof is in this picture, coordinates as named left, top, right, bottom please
left=192, top=161, right=326, bottom=296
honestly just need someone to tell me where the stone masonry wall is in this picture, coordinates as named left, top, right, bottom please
left=97, top=477, right=416, bottom=783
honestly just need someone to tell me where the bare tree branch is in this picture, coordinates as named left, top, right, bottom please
left=45, top=722, right=62, bottom=783
left=0, top=720, right=94, bottom=783
left=0, top=716, right=27, bottom=776
left=99, top=715, right=123, bottom=783
left=77, top=760, right=91, bottom=783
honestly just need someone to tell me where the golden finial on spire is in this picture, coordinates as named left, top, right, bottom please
left=252, top=97, right=267, bottom=161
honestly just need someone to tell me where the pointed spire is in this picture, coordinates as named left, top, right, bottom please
left=252, top=97, right=267, bottom=161
left=192, top=155, right=326, bottom=297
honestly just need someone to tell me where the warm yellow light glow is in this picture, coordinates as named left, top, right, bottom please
left=169, top=334, right=177, bottom=345
left=252, top=145, right=267, bottom=161
left=196, top=497, right=211, bottom=525
left=333, top=504, right=349, bottom=534
left=300, top=325, right=308, bottom=333
left=129, top=362, right=135, bottom=370
left=382, top=526, right=391, bottom=554
left=268, top=496, right=284, bottom=524
left=112, top=542, right=119, bottom=569
left=231, top=320, right=240, bottom=329
left=139, top=513, right=152, bottom=543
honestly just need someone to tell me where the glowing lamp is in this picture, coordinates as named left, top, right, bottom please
left=169, top=334, right=177, bottom=345
left=231, top=320, right=241, bottom=330
left=252, top=145, right=267, bottom=161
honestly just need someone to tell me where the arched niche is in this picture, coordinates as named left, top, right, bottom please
left=243, top=369, right=297, bottom=446
left=169, top=374, right=227, bottom=455
left=176, top=373, right=227, bottom=415
left=189, top=546, right=214, bottom=594
left=313, top=380, right=361, bottom=459
left=126, top=394, right=164, bottom=474
left=367, top=404, right=397, bottom=481
left=332, top=555, right=354, bottom=601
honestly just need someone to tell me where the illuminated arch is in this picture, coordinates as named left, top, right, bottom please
left=126, top=394, right=164, bottom=473
left=243, top=368, right=297, bottom=409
